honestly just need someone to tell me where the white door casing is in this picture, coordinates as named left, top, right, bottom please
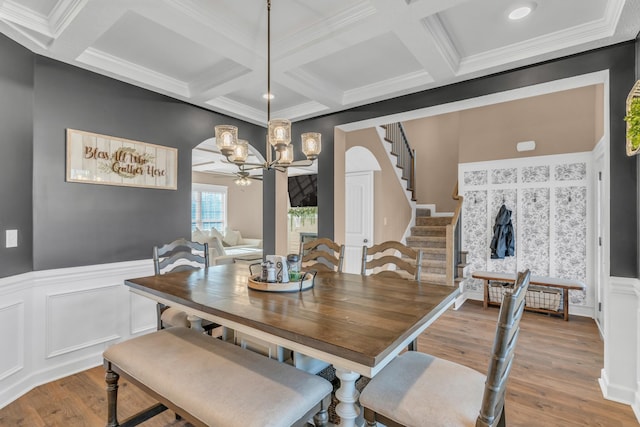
left=593, top=143, right=606, bottom=332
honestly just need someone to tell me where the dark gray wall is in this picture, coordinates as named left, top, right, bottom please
left=31, top=57, right=264, bottom=271
left=301, top=41, right=638, bottom=278
left=0, top=35, right=34, bottom=277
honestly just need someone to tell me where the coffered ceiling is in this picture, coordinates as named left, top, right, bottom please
left=1, top=0, right=639, bottom=127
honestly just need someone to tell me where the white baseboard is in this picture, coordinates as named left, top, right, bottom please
left=599, top=368, right=636, bottom=406
left=634, top=387, right=640, bottom=423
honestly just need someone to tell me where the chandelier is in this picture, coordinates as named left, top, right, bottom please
left=214, top=0, right=321, bottom=182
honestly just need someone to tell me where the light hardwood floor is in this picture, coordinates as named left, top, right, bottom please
left=0, top=301, right=637, bottom=426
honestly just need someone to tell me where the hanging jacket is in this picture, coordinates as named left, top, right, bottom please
left=490, top=204, right=515, bottom=259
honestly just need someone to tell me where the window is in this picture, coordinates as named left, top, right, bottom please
left=192, top=184, right=227, bottom=232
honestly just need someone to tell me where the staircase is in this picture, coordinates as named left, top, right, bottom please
left=380, top=123, right=466, bottom=286
left=407, top=208, right=448, bottom=284
left=406, top=208, right=468, bottom=286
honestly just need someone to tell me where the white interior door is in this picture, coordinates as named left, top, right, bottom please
left=344, top=171, right=373, bottom=274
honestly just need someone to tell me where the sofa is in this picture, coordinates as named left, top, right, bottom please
left=192, top=228, right=263, bottom=265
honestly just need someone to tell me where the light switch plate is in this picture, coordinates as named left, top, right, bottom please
left=6, top=229, right=17, bottom=248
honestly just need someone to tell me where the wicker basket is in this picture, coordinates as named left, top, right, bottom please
left=488, top=282, right=512, bottom=303
left=525, top=285, right=562, bottom=311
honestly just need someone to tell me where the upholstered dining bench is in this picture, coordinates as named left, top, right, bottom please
left=103, top=327, right=333, bottom=427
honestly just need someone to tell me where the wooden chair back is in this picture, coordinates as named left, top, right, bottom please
left=477, top=269, right=531, bottom=427
left=300, top=238, right=345, bottom=272
left=153, top=238, right=209, bottom=275
left=361, top=241, right=422, bottom=281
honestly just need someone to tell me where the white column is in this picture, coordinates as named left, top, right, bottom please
left=187, top=314, right=204, bottom=332
left=334, top=367, right=362, bottom=427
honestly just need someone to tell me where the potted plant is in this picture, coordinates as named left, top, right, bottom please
left=625, top=83, right=640, bottom=156
left=288, top=206, right=317, bottom=229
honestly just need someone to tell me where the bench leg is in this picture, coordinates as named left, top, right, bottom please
left=563, top=289, right=569, bottom=321
left=313, top=397, right=329, bottom=427
left=483, top=280, right=489, bottom=309
left=105, top=364, right=120, bottom=427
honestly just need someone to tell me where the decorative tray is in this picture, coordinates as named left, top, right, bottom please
left=247, top=272, right=315, bottom=293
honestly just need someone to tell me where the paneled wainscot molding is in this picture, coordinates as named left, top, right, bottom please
left=0, top=260, right=156, bottom=409
left=599, top=277, right=640, bottom=412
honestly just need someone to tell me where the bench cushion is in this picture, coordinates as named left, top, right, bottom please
left=360, top=351, right=485, bottom=427
left=104, top=327, right=332, bottom=427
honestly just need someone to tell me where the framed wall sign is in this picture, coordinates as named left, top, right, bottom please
left=66, top=129, right=178, bottom=190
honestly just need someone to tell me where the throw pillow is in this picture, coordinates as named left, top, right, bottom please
left=192, top=229, right=209, bottom=245
left=223, top=229, right=242, bottom=247
left=210, top=227, right=225, bottom=242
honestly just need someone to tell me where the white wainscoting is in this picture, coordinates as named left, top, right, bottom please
left=0, top=301, right=24, bottom=382
left=0, top=260, right=156, bottom=409
left=599, top=276, right=640, bottom=424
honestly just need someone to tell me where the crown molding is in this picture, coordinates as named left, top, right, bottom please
left=277, top=0, right=377, bottom=56
left=0, top=0, right=50, bottom=36
left=457, top=0, right=625, bottom=76
left=49, top=0, right=87, bottom=37
left=343, top=69, right=433, bottom=105
left=422, top=14, right=460, bottom=73
left=206, top=96, right=266, bottom=125
left=77, top=48, right=190, bottom=97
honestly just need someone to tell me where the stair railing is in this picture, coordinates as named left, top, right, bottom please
left=383, top=122, right=416, bottom=201
left=445, top=182, right=464, bottom=285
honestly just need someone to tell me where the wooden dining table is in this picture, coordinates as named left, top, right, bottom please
left=124, top=263, right=460, bottom=427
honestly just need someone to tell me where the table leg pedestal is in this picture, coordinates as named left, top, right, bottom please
left=187, top=315, right=204, bottom=332
left=335, top=368, right=362, bottom=427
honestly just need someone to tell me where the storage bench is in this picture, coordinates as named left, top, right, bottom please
left=473, top=271, right=586, bottom=321
left=103, top=327, right=332, bottom=427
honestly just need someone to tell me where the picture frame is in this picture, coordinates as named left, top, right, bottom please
left=66, top=129, right=178, bottom=190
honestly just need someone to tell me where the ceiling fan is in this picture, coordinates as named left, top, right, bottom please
left=200, top=162, right=262, bottom=186
left=230, top=165, right=262, bottom=186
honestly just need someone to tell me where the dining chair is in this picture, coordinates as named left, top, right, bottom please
left=294, top=237, right=345, bottom=374
left=360, top=269, right=531, bottom=427
left=360, top=240, right=423, bottom=351
left=361, top=240, right=423, bottom=281
left=153, top=238, right=219, bottom=334
left=300, top=237, right=345, bottom=272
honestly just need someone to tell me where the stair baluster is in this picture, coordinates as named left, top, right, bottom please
left=382, top=122, right=416, bottom=201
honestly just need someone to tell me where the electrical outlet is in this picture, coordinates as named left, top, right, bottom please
left=6, top=229, right=17, bottom=248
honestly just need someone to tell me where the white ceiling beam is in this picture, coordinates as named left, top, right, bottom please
left=275, top=68, right=343, bottom=109
left=194, top=70, right=263, bottom=106
left=392, top=17, right=457, bottom=81
left=136, top=1, right=262, bottom=71
left=47, top=0, right=126, bottom=60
